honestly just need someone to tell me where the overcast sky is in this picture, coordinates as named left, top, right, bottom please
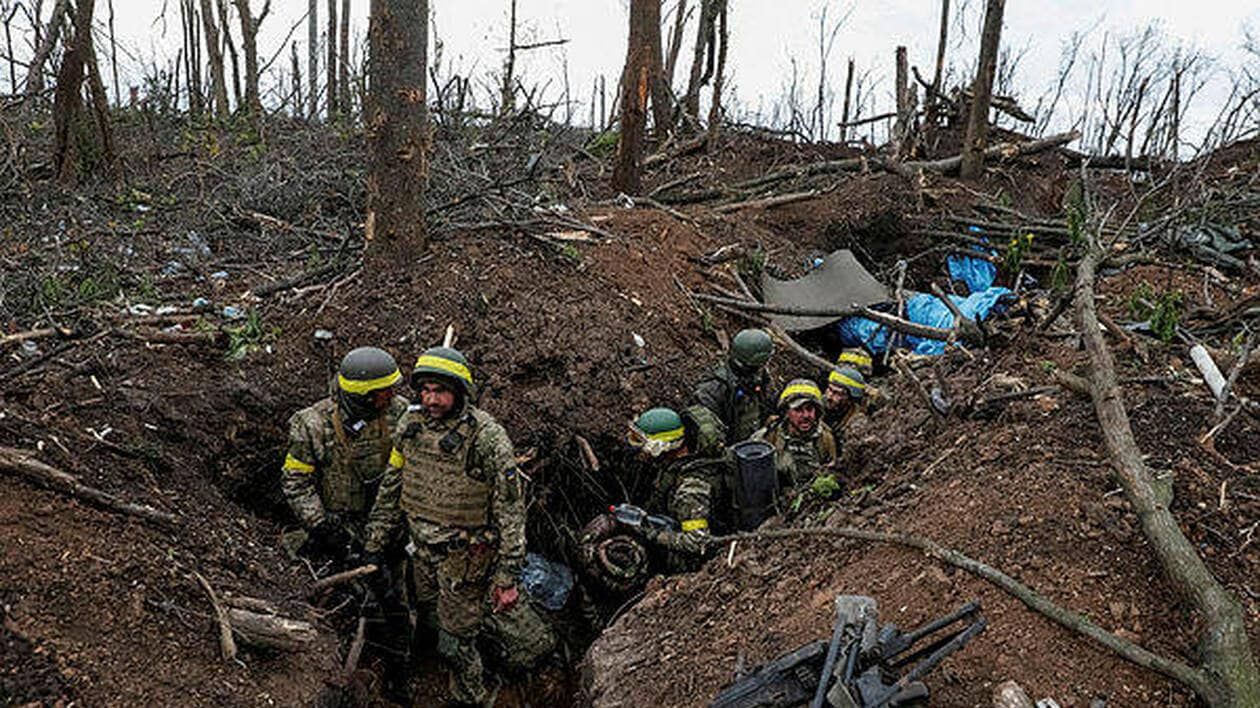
left=17, top=1, right=1260, bottom=146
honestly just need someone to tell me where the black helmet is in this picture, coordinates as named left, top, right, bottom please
left=336, top=347, right=401, bottom=421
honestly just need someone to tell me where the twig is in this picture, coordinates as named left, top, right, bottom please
left=713, top=189, right=821, bottom=214
left=691, top=291, right=956, bottom=342
left=305, top=564, right=379, bottom=599
left=193, top=571, right=238, bottom=662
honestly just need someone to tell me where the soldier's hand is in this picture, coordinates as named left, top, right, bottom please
left=309, top=518, right=352, bottom=560
left=364, top=552, right=397, bottom=603
left=491, top=584, right=520, bottom=614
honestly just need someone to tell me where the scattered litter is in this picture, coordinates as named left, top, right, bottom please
left=313, top=329, right=334, bottom=342
left=222, top=306, right=244, bottom=319
left=160, top=260, right=184, bottom=277
left=209, top=271, right=229, bottom=280
left=155, top=305, right=179, bottom=316
left=192, top=297, right=211, bottom=309
left=20, top=341, right=39, bottom=358
left=161, top=324, right=185, bottom=333
left=128, top=303, right=154, bottom=316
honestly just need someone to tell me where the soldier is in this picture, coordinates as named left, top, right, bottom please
left=836, top=347, right=874, bottom=377
left=281, top=346, right=407, bottom=562
left=752, top=379, right=838, bottom=488
left=823, top=365, right=868, bottom=433
left=691, top=328, right=775, bottom=444
left=626, top=405, right=732, bottom=570
left=363, top=346, right=526, bottom=707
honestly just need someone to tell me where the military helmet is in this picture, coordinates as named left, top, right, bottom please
left=828, top=366, right=866, bottom=399
left=730, top=328, right=774, bottom=369
left=836, top=348, right=873, bottom=376
left=627, top=407, right=685, bottom=457
left=412, top=346, right=474, bottom=396
left=779, top=378, right=824, bottom=410
left=337, top=347, right=401, bottom=395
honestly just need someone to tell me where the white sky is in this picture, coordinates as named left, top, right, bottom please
left=14, top=1, right=1260, bottom=146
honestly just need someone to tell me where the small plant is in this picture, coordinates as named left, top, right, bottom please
left=225, top=310, right=273, bottom=360
left=737, top=249, right=767, bottom=284
left=1129, top=283, right=1184, bottom=343
left=1064, top=181, right=1088, bottom=246
left=560, top=243, right=582, bottom=263
left=1003, top=232, right=1035, bottom=274
left=1050, top=253, right=1071, bottom=291
left=1039, top=360, right=1058, bottom=374
left=585, top=130, right=619, bottom=157
left=810, top=473, right=841, bottom=499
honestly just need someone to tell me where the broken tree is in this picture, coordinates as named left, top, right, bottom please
left=366, top=0, right=429, bottom=258
left=959, top=0, right=1005, bottom=179
left=612, top=0, right=665, bottom=194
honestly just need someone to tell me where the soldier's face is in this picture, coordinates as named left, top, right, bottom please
left=825, top=383, right=850, bottom=411
left=370, top=387, right=395, bottom=411
left=785, top=404, right=818, bottom=435
left=419, top=382, right=456, bottom=418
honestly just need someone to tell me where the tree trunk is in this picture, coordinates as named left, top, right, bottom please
left=681, top=0, right=713, bottom=122
left=107, top=0, right=119, bottom=105
left=182, top=0, right=203, bottom=116
left=924, top=0, right=949, bottom=149
left=840, top=57, right=854, bottom=141
left=959, top=0, right=1004, bottom=179
left=307, top=0, right=317, bottom=118
left=326, top=0, right=337, bottom=117
left=53, top=0, right=112, bottom=185
left=217, top=0, right=241, bottom=108
left=25, top=0, right=69, bottom=98
left=501, top=0, right=517, bottom=114
left=200, top=0, right=229, bottom=118
left=894, top=46, right=910, bottom=157
left=290, top=40, right=302, bottom=118
left=663, top=0, right=687, bottom=89
left=366, top=0, right=429, bottom=259
left=612, top=0, right=657, bottom=194
left=232, top=0, right=268, bottom=117
left=704, top=1, right=727, bottom=143
left=1076, top=241, right=1260, bottom=706
left=643, top=0, right=670, bottom=134
left=338, top=0, right=350, bottom=116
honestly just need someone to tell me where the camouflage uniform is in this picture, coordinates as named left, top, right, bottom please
left=751, top=416, right=838, bottom=488
left=690, top=361, right=772, bottom=444
left=281, top=396, right=409, bottom=546
left=364, top=401, right=528, bottom=705
left=642, top=406, right=734, bottom=569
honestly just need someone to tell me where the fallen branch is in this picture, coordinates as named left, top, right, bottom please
left=111, top=327, right=221, bottom=346
left=305, top=564, right=379, bottom=599
left=715, top=525, right=1213, bottom=699
left=713, top=189, right=821, bottom=214
left=226, top=607, right=318, bottom=652
left=929, top=283, right=986, bottom=342
left=898, top=131, right=1080, bottom=177
left=0, top=327, right=60, bottom=346
left=1076, top=239, right=1260, bottom=705
left=0, top=446, right=180, bottom=528
left=691, top=292, right=957, bottom=342
left=251, top=261, right=343, bottom=298
left=193, top=571, right=238, bottom=662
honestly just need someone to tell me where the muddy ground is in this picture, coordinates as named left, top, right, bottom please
left=1, top=117, right=1257, bottom=707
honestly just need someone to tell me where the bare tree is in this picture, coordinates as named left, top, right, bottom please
left=307, top=0, right=317, bottom=118
left=612, top=0, right=660, bottom=193
left=959, top=0, right=1004, bottom=179
left=339, top=0, right=350, bottom=116
left=107, top=0, right=119, bottom=105
left=53, top=0, right=113, bottom=184
left=25, top=0, right=69, bottom=98
left=217, top=0, right=241, bottom=107
left=232, top=0, right=270, bottom=117
left=704, top=0, right=727, bottom=143
left=200, top=0, right=230, bottom=117
left=181, top=0, right=203, bottom=115
left=366, top=0, right=429, bottom=258
left=290, top=40, right=302, bottom=118
left=682, top=0, right=716, bottom=122
left=326, top=0, right=337, bottom=116
left=663, top=0, right=688, bottom=89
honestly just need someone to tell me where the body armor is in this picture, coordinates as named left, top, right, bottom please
left=398, top=409, right=494, bottom=529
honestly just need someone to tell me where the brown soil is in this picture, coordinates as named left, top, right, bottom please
left=2, top=117, right=1258, bottom=707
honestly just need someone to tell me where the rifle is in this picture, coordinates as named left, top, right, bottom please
left=711, top=596, right=986, bottom=708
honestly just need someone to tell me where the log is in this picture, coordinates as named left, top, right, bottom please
left=1075, top=241, right=1260, bottom=705
left=227, top=607, right=318, bottom=652
left=0, top=446, right=180, bottom=528
left=903, top=131, right=1079, bottom=177
left=0, top=327, right=59, bottom=346
left=713, top=189, right=821, bottom=214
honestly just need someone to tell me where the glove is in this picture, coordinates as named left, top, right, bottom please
left=491, top=584, right=520, bottom=614
left=308, top=518, right=352, bottom=560
left=363, top=552, right=396, bottom=603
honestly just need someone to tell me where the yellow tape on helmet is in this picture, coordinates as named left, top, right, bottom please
left=414, top=355, right=473, bottom=385
left=338, top=369, right=401, bottom=394
left=779, top=381, right=823, bottom=406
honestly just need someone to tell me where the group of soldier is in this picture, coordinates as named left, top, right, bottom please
left=279, top=331, right=874, bottom=706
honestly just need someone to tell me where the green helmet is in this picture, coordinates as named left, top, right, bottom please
left=338, top=347, right=401, bottom=395
left=627, top=407, right=685, bottom=457
left=412, top=346, right=474, bottom=397
left=828, top=366, right=866, bottom=399
left=730, top=328, right=774, bottom=369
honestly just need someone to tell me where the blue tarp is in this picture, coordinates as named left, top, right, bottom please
left=837, top=287, right=1014, bottom=356
left=947, top=228, right=998, bottom=295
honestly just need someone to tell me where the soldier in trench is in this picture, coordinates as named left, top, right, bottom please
left=751, top=378, right=838, bottom=491
left=690, top=328, right=776, bottom=444
left=363, top=346, right=552, bottom=707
